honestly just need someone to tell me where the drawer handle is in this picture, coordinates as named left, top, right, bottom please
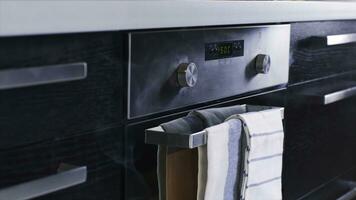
left=145, top=105, right=284, bottom=148
left=293, top=80, right=356, bottom=105
left=0, top=164, right=87, bottom=199
left=337, top=187, right=356, bottom=200
left=0, top=62, right=87, bottom=90
left=327, top=33, right=356, bottom=46
left=304, top=33, right=356, bottom=47
left=323, top=85, right=356, bottom=104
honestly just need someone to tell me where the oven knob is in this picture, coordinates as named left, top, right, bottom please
left=255, top=54, right=271, bottom=74
left=177, top=62, right=198, bottom=88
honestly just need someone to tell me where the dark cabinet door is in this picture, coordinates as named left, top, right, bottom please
left=0, top=32, right=124, bottom=148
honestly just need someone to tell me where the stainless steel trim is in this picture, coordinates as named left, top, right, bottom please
left=128, top=24, right=290, bottom=119
left=327, top=33, right=356, bottom=46
left=145, top=105, right=284, bottom=148
left=145, top=127, right=206, bottom=149
left=337, top=188, right=356, bottom=200
left=294, top=80, right=356, bottom=105
left=0, top=62, right=87, bottom=90
left=127, top=33, right=132, bottom=120
left=324, top=86, right=356, bottom=104
left=0, top=165, right=87, bottom=199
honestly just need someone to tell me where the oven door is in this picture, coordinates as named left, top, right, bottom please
left=125, top=94, right=286, bottom=200
left=125, top=79, right=356, bottom=200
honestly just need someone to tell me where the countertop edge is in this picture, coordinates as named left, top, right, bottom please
left=1, top=1, right=356, bottom=37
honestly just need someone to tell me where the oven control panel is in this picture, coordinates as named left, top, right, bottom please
left=128, top=25, right=290, bottom=118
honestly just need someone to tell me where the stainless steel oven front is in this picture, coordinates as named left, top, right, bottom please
left=125, top=24, right=290, bottom=199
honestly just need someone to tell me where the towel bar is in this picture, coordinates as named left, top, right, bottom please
left=145, top=105, right=284, bottom=149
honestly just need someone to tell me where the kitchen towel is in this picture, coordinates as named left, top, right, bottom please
left=193, top=105, right=246, bottom=200
left=158, top=105, right=247, bottom=200
left=229, top=107, right=284, bottom=200
left=197, top=119, right=243, bottom=200
left=192, top=105, right=247, bottom=127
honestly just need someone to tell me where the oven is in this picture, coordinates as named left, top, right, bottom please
left=124, top=24, right=290, bottom=200
left=124, top=21, right=356, bottom=200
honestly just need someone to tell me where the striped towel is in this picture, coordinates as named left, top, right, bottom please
left=193, top=105, right=246, bottom=200
left=229, top=108, right=284, bottom=200
left=158, top=105, right=246, bottom=200
left=197, top=119, right=243, bottom=200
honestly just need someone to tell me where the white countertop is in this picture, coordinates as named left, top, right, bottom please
left=1, top=1, right=356, bottom=37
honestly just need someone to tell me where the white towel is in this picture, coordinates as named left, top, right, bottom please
left=229, top=108, right=284, bottom=200
left=197, top=119, right=243, bottom=200
left=157, top=106, right=245, bottom=200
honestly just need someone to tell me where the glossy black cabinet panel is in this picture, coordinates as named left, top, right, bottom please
left=283, top=95, right=356, bottom=199
left=0, top=33, right=124, bottom=148
left=125, top=119, right=170, bottom=200
left=0, top=127, right=124, bottom=199
left=283, top=21, right=356, bottom=199
left=290, top=21, right=356, bottom=84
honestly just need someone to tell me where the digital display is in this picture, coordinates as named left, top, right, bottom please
left=205, top=40, right=244, bottom=60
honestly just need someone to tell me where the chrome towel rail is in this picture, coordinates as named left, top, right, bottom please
left=145, top=105, right=284, bottom=149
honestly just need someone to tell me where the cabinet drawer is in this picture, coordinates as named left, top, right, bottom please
left=0, top=32, right=124, bottom=148
left=0, top=127, right=124, bottom=199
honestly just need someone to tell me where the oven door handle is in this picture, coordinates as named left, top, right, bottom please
left=146, top=127, right=207, bottom=149
left=0, top=62, right=87, bottom=90
left=145, top=105, right=284, bottom=148
left=0, top=165, right=87, bottom=199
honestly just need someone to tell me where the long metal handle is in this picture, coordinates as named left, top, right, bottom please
left=337, top=188, right=356, bottom=200
left=146, top=127, right=207, bottom=149
left=0, top=62, right=87, bottom=90
left=304, top=33, right=356, bottom=48
left=0, top=165, right=87, bottom=200
left=145, top=105, right=284, bottom=148
left=294, top=80, right=356, bottom=105
left=323, top=85, right=356, bottom=104
left=327, top=33, right=356, bottom=46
